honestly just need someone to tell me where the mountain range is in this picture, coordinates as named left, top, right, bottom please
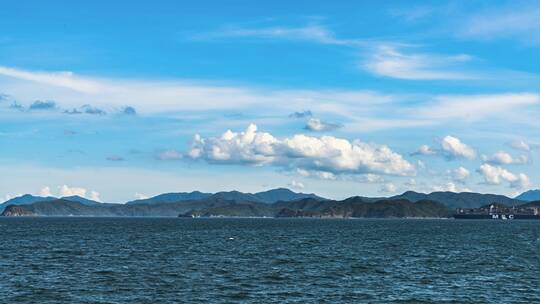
left=125, top=188, right=322, bottom=205
left=390, top=191, right=523, bottom=209
left=0, top=194, right=100, bottom=212
left=1, top=188, right=538, bottom=218
left=515, top=190, right=540, bottom=202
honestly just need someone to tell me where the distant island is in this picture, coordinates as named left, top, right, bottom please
left=1, top=188, right=538, bottom=219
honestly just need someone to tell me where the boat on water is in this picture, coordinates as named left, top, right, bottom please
left=454, top=203, right=540, bottom=220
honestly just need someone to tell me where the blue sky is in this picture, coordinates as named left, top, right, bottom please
left=2, top=0, right=540, bottom=202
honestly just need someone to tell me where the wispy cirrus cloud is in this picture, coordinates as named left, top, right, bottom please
left=363, top=45, right=475, bottom=80
left=460, top=5, right=540, bottom=43
left=194, top=24, right=362, bottom=46
left=200, top=24, right=484, bottom=82
left=0, top=65, right=393, bottom=115
left=416, top=93, right=540, bottom=121
left=0, top=66, right=102, bottom=93
left=3, top=66, right=540, bottom=135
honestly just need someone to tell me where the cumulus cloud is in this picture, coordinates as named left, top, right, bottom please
left=440, top=136, right=476, bottom=160
left=5, top=97, right=119, bottom=118
left=29, top=100, right=57, bottom=111
left=134, top=192, right=148, bottom=200
left=477, top=164, right=530, bottom=189
left=59, top=185, right=101, bottom=201
left=482, top=151, right=528, bottom=165
left=449, top=167, right=470, bottom=183
left=188, top=124, right=415, bottom=178
left=411, top=144, right=437, bottom=156
left=305, top=117, right=343, bottom=132
left=65, top=104, right=106, bottom=115
left=296, top=168, right=337, bottom=180
left=39, top=186, right=52, bottom=197
left=364, top=45, right=474, bottom=80
left=509, top=140, right=531, bottom=151
left=89, top=191, right=101, bottom=202
left=288, top=180, right=305, bottom=190
left=405, top=178, right=416, bottom=187
left=157, top=149, right=183, bottom=160
left=432, top=182, right=459, bottom=193
left=507, top=140, right=532, bottom=152
left=289, top=110, right=313, bottom=118
left=60, top=185, right=87, bottom=197
left=9, top=102, right=25, bottom=111
left=121, top=106, right=137, bottom=115
left=379, top=183, right=397, bottom=194
left=413, top=136, right=475, bottom=160
left=357, top=173, right=385, bottom=184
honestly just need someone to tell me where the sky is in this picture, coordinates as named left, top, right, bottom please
left=2, top=0, right=540, bottom=202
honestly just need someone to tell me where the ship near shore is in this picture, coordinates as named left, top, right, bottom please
left=454, top=203, right=540, bottom=220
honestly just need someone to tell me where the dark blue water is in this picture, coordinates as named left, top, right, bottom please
left=1, top=218, right=539, bottom=303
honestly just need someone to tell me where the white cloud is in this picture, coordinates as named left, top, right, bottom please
left=0, top=66, right=102, bottom=93
left=477, top=163, right=530, bottom=189
left=89, top=191, right=101, bottom=202
left=431, top=182, right=473, bottom=193
left=288, top=180, right=305, bottom=190
left=157, top=149, right=183, bottom=160
left=412, top=144, right=437, bottom=156
left=482, top=151, right=528, bottom=165
left=296, top=168, right=337, bottom=180
left=60, top=185, right=87, bottom=197
left=508, top=139, right=531, bottom=152
left=413, top=136, right=475, bottom=160
left=434, top=182, right=458, bottom=193
left=380, top=183, right=397, bottom=193
left=405, top=178, right=417, bottom=186
left=0, top=66, right=397, bottom=118
left=363, top=45, right=474, bottom=80
left=461, top=6, right=540, bottom=43
left=198, top=24, right=359, bottom=46
left=59, top=185, right=101, bottom=201
left=357, top=173, right=385, bottom=184
left=390, top=6, right=435, bottom=22
left=4, top=66, right=539, bottom=135
left=4, top=65, right=540, bottom=142
left=39, top=186, right=52, bottom=197
left=189, top=123, right=415, bottom=177
left=305, top=117, right=342, bottom=132
left=2, top=194, right=12, bottom=203
left=134, top=192, right=148, bottom=200
left=440, top=136, right=476, bottom=160
left=449, top=167, right=470, bottom=182
left=418, top=93, right=540, bottom=121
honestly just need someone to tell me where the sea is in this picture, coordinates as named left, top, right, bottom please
left=1, top=217, right=539, bottom=303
